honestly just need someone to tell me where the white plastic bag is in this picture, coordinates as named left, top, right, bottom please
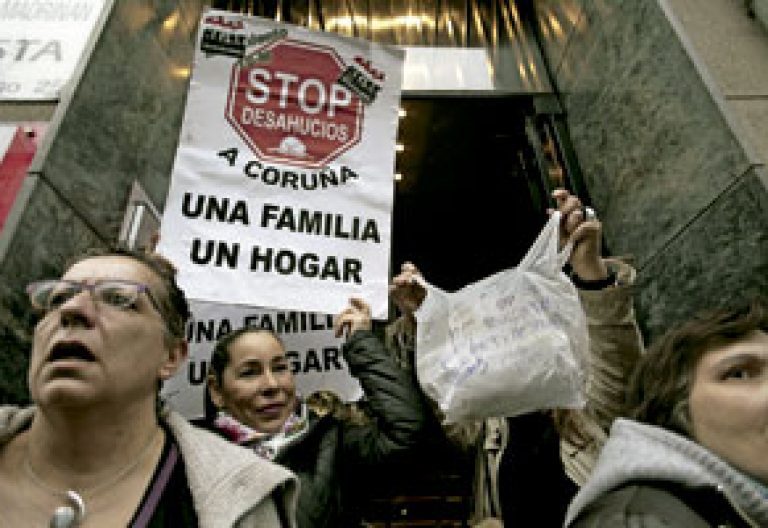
left=414, top=211, right=589, bottom=424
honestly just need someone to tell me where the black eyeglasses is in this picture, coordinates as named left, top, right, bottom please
left=26, top=279, right=163, bottom=316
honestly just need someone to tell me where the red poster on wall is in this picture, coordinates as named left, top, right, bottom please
left=0, top=123, right=46, bottom=234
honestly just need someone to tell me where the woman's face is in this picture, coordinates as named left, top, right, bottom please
left=689, top=330, right=768, bottom=483
left=209, top=331, right=297, bottom=434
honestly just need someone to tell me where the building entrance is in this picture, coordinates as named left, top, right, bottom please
left=361, top=95, right=562, bottom=526
left=392, top=96, right=549, bottom=292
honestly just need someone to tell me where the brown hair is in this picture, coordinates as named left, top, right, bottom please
left=552, top=408, right=590, bottom=448
left=626, top=297, right=768, bottom=437
left=70, top=246, right=191, bottom=339
left=208, top=326, right=284, bottom=385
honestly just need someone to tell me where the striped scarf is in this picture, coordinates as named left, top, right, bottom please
left=213, top=403, right=309, bottom=460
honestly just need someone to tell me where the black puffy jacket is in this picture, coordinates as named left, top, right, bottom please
left=275, top=330, right=427, bottom=528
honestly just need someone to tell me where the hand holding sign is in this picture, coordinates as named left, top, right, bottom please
left=334, top=297, right=372, bottom=339
left=389, top=261, right=427, bottom=320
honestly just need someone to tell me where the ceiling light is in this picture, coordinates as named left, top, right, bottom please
left=171, top=66, right=190, bottom=78
left=163, top=10, right=180, bottom=31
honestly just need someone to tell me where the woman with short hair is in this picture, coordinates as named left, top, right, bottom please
left=0, top=248, right=296, bottom=527
left=566, top=298, right=768, bottom=527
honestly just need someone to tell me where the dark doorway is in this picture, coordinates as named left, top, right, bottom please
left=366, top=96, right=551, bottom=527
left=392, top=96, right=548, bottom=291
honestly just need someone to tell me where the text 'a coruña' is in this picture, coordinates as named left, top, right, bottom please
left=244, top=160, right=359, bottom=190
left=189, top=239, right=363, bottom=284
left=218, top=149, right=359, bottom=191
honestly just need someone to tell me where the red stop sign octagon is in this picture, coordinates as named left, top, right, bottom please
left=226, top=39, right=364, bottom=169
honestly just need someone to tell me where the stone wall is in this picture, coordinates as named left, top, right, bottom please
left=754, top=0, right=768, bottom=32
left=533, top=0, right=768, bottom=341
left=0, top=0, right=204, bottom=403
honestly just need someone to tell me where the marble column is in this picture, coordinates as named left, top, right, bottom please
left=0, top=0, right=205, bottom=403
left=533, top=0, right=768, bottom=341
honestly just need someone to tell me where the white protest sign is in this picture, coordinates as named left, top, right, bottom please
left=158, top=10, right=403, bottom=319
left=0, top=0, right=107, bottom=100
left=414, top=213, right=589, bottom=423
left=162, top=299, right=363, bottom=419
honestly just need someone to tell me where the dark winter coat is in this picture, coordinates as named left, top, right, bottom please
left=275, top=330, right=427, bottom=528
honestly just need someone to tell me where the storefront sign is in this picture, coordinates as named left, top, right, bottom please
left=0, top=0, right=107, bottom=100
left=159, top=11, right=404, bottom=318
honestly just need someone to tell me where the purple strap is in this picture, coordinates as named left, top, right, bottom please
left=131, top=442, right=180, bottom=528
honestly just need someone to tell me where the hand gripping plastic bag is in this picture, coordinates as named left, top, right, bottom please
left=414, top=212, right=589, bottom=424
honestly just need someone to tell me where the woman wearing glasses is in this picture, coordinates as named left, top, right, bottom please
left=0, top=249, right=296, bottom=527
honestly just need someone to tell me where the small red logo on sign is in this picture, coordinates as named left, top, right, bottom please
left=226, top=39, right=364, bottom=168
